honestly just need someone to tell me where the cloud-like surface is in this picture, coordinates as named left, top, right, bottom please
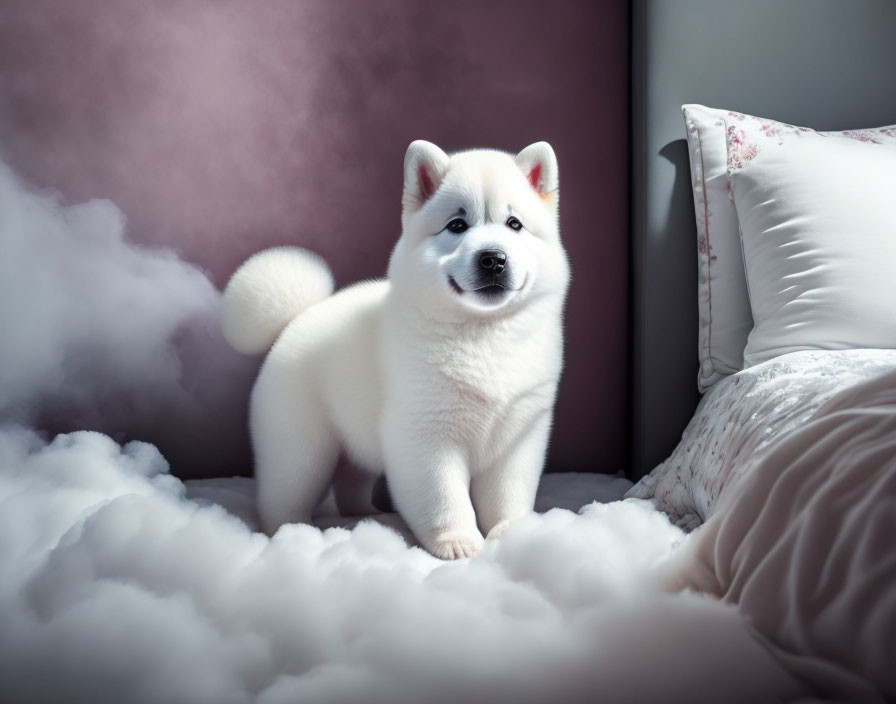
left=0, top=155, right=253, bottom=476
left=0, top=157, right=213, bottom=421
left=0, top=426, right=802, bottom=704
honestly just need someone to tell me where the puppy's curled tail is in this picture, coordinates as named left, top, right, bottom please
left=221, top=247, right=334, bottom=354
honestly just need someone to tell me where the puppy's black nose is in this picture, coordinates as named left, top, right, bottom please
left=478, top=249, right=506, bottom=275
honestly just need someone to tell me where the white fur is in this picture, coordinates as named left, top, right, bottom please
left=221, top=247, right=334, bottom=354
left=222, top=141, right=569, bottom=559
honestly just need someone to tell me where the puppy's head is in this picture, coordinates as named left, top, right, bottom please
left=388, top=141, right=569, bottom=320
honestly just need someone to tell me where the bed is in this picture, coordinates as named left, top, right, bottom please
left=2, top=1, right=896, bottom=702
left=626, top=0, right=896, bottom=700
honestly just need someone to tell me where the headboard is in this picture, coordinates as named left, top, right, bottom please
left=631, top=0, right=896, bottom=478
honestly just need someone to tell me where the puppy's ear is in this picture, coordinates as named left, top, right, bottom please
left=403, top=140, right=449, bottom=210
left=514, top=142, right=559, bottom=197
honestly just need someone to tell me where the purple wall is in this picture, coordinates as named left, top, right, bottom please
left=0, top=0, right=629, bottom=476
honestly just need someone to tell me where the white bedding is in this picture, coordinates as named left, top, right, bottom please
left=185, top=472, right=635, bottom=540
left=626, top=349, right=896, bottom=528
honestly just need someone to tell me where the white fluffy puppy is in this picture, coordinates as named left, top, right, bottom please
left=221, top=141, right=569, bottom=559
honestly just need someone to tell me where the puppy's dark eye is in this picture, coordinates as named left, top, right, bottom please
left=446, top=218, right=468, bottom=234
left=506, top=216, right=523, bottom=231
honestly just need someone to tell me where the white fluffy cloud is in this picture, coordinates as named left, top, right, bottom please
left=0, top=426, right=802, bottom=704
left=0, top=156, right=253, bottom=476
left=0, top=158, right=217, bottom=423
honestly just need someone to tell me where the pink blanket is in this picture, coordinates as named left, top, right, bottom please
left=668, top=367, right=896, bottom=701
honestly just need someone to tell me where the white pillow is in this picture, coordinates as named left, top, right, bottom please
left=682, top=105, right=754, bottom=391
left=682, top=104, right=896, bottom=385
left=725, top=113, right=896, bottom=366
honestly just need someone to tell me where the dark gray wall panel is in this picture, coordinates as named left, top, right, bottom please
left=632, top=0, right=896, bottom=478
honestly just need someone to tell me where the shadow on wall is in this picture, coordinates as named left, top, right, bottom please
left=647, top=138, right=700, bottom=468
left=0, top=0, right=629, bottom=478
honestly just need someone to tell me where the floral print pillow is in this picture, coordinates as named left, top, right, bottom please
left=724, top=110, right=896, bottom=174
left=681, top=105, right=896, bottom=392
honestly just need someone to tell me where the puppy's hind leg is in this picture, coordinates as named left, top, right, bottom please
left=252, top=376, right=339, bottom=535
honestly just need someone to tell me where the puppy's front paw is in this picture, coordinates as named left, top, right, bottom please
left=430, top=530, right=484, bottom=560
